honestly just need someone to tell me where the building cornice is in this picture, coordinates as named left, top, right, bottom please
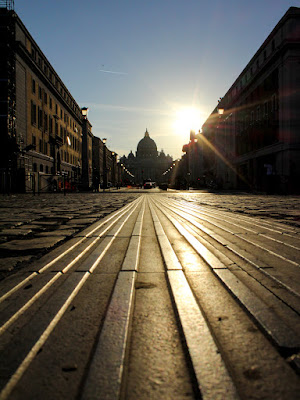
left=11, top=11, right=83, bottom=125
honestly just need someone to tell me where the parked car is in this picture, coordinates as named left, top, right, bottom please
left=159, top=183, right=168, bottom=190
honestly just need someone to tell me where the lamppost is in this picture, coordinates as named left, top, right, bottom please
left=81, top=107, right=90, bottom=190
left=111, top=152, right=117, bottom=187
left=81, top=107, right=88, bottom=118
left=102, top=138, right=107, bottom=191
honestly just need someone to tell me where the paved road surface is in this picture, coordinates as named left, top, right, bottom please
left=0, top=191, right=299, bottom=399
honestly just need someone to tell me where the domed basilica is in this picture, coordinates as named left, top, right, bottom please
left=120, top=129, right=173, bottom=184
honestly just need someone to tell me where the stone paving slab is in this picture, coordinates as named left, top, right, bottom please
left=0, top=229, right=33, bottom=237
left=0, top=192, right=141, bottom=279
left=0, top=236, right=67, bottom=253
left=169, top=191, right=300, bottom=227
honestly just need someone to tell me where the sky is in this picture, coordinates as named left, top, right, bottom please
left=14, top=0, right=298, bottom=160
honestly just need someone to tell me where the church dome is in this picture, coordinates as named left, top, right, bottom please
left=128, top=150, right=135, bottom=159
left=136, top=129, right=157, bottom=159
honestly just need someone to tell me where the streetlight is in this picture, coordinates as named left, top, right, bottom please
left=102, top=138, right=107, bottom=191
left=217, top=98, right=224, bottom=116
left=81, top=107, right=89, bottom=119
left=111, top=152, right=115, bottom=187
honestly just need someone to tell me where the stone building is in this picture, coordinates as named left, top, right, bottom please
left=82, top=111, right=93, bottom=190
left=0, top=2, right=83, bottom=192
left=120, top=129, right=173, bottom=185
left=201, top=7, right=300, bottom=193
left=92, top=136, right=119, bottom=190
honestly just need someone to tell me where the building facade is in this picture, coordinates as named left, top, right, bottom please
left=92, top=136, right=119, bottom=190
left=120, top=129, right=173, bottom=185
left=201, top=7, right=300, bottom=193
left=0, top=4, right=83, bottom=192
left=82, top=116, right=93, bottom=190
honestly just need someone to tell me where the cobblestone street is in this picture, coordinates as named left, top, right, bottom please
left=0, top=190, right=299, bottom=399
left=0, top=190, right=299, bottom=280
left=168, top=191, right=300, bottom=227
left=0, top=191, right=140, bottom=279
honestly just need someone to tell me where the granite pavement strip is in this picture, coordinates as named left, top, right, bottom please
left=0, top=189, right=299, bottom=281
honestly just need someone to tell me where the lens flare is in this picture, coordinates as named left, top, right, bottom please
left=173, top=107, right=204, bottom=137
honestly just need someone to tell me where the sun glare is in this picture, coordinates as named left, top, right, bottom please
left=173, top=107, right=204, bottom=138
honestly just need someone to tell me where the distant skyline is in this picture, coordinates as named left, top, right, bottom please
left=14, top=0, right=298, bottom=160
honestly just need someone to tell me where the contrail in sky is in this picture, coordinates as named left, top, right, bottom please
left=99, top=69, right=128, bottom=75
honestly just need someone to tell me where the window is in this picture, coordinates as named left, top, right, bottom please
left=49, top=97, right=52, bottom=110
left=44, top=112, right=48, bottom=131
left=44, top=92, right=47, bottom=104
left=38, top=86, right=42, bottom=100
left=32, top=79, right=36, bottom=94
left=38, top=107, right=43, bottom=129
left=44, top=142, right=48, bottom=155
left=271, top=94, right=278, bottom=112
left=39, top=139, right=42, bottom=152
left=264, top=102, right=268, bottom=118
left=40, top=164, right=43, bottom=172
left=256, top=106, right=261, bottom=121
left=49, top=116, right=53, bottom=134
left=33, top=163, right=37, bottom=172
left=275, top=94, right=278, bottom=110
left=31, top=101, right=37, bottom=125
left=244, top=114, right=249, bottom=129
left=31, top=47, right=36, bottom=61
left=32, top=135, right=36, bottom=146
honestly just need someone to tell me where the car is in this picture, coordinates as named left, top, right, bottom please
left=159, top=183, right=168, bottom=190
left=143, top=180, right=153, bottom=189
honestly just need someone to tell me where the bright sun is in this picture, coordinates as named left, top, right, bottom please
left=173, top=107, right=204, bottom=137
